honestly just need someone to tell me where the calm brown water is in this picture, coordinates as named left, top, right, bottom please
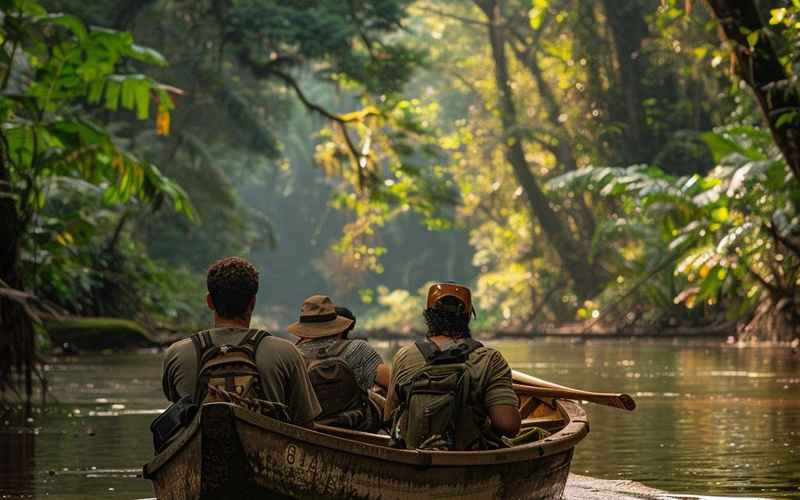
left=1, top=338, right=798, bottom=499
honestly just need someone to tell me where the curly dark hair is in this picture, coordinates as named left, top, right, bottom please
left=424, top=297, right=471, bottom=338
left=207, top=257, right=259, bottom=318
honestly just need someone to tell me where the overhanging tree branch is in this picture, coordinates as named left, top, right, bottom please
left=270, top=70, right=378, bottom=124
left=705, top=0, right=800, bottom=181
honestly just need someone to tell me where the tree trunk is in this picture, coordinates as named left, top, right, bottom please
left=0, top=134, right=35, bottom=408
left=601, top=0, right=651, bottom=165
left=510, top=40, right=597, bottom=240
left=705, top=0, right=800, bottom=181
left=479, top=0, right=605, bottom=299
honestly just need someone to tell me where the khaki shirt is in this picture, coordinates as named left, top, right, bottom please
left=162, top=327, right=321, bottom=425
left=384, top=339, right=518, bottom=421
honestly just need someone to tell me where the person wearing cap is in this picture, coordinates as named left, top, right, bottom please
left=289, top=295, right=390, bottom=431
left=161, top=257, right=321, bottom=426
left=384, top=282, right=521, bottom=447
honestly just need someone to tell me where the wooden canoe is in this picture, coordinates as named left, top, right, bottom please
left=143, top=392, right=589, bottom=500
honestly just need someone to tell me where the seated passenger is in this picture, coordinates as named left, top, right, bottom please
left=161, top=257, right=321, bottom=427
left=384, top=282, right=520, bottom=450
left=289, top=295, right=388, bottom=432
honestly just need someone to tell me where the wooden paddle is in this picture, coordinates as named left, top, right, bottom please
left=512, top=370, right=636, bottom=411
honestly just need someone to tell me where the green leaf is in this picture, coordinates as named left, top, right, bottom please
left=121, top=78, right=135, bottom=110
left=775, top=110, right=797, bottom=129
left=34, top=13, right=88, bottom=41
left=746, top=31, right=759, bottom=47
left=765, top=161, right=788, bottom=190
left=156, top=88, right=175, bottom=111
left=701, top=131, right=765, bottom=162
left=134, top=80, right=150, bottom=119
left=697, top=265, right=724, bottom=301
left=104, top=79, right=120, bottom=111
left=87, top=78, right=104, bottom=105
left=127, top=44, right=168, bottom=67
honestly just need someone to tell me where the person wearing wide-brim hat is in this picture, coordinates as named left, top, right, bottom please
left=289, top=295, right=390, bottom=431
left=288, top=295, right=356, bottom=338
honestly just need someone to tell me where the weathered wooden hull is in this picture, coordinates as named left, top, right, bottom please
left=144, top=400, right=588, bottom=500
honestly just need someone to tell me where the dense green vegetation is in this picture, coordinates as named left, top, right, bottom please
left=2, top=0, right=799, bottom=398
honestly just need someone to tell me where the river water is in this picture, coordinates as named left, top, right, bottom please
left=1, top=337, right=798, bottom=499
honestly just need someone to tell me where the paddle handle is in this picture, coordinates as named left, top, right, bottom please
left=512, top=370, right=636, bottom=411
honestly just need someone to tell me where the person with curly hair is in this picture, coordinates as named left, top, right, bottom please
left=161, top=257, right=321, bottom=426
left=384, top=282, right=520, bottom=449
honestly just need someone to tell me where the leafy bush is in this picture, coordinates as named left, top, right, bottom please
left=549, top=125, right=800, bottom=339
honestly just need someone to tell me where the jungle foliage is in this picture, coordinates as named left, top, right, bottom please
left=2, top=0, right=800, bottom=402
left=358, top=0, right=799, bottom=339
left=0, top=0, right=190, bottom=398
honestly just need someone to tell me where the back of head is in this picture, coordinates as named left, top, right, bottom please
left=335, top=306, right=356, bottom=337
left=207, top=257, right=259, bottom=319
left=424, top=282, right=473, bottom=338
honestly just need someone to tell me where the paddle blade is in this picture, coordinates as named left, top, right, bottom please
left=619, top=393, right=636, bottom=411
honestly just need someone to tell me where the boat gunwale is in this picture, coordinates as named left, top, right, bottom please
left=144, top=398, right=588, bottom=476
left=143, top=412, right=202, bottom=478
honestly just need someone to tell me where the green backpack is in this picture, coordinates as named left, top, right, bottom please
left=391, top=338, right=490, bottom=451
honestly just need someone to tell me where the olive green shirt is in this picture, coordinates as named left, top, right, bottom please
left=383, top=339, right=518, bottom=421
left=162, top=327, right=321, bottom=425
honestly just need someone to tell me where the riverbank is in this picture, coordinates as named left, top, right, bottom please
left=45, top=316, right=800, bottom=353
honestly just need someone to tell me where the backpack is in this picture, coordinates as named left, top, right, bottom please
left=302, top=340, right=376, bottom=429
left=150, top=329, right=281, bottom=453
left=192, top=329, right=271, bottom=405
left=390, top=338, right=488, bottom=451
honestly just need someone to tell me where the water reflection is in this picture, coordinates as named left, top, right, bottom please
left=0, top=339, right=797, bottom=499
left=0, top=428, right=34, bottom=497
left=503, top=339, right=800, bottom=498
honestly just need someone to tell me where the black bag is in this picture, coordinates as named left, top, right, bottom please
left=150, top=395, right=198, bottom=453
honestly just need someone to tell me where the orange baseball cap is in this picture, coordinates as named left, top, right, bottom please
left=426, top=282, right=475, bottom=317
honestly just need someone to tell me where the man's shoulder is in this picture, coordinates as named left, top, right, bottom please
left=470, top=344, right=507, bottom=362
left=344, top=338, right=379, bottom=354
left=164, top=336, right=195, bottom=357
left=260, top=334, right=299, bottom=349
left=394, top=342, right=419, bottom=357
left=393, top=342, right=425, bottom=368
left=258, top=335, right=303, bottom=359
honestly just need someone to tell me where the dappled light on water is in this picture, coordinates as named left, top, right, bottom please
left=0, top=340, right=797, bottom=499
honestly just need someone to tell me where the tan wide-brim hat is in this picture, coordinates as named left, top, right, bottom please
left=287, top=294, right=354, bottom=338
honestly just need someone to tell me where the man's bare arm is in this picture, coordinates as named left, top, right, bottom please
left=488, top=404, right=521, bottom=437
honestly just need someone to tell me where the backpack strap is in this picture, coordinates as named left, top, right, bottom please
left=241, top=329, right=270, bottom=351
left=460, top=338, right=483, bottom=355
left=414, top=340, right=441, bottom=363
left=306, top=339, right=350, bottom=360
left=238, top=329, right=257, bottom=347
left=319, top=339, right=350, bottom=358
left=191, top=331, right=214, bottom=369
left=416, top=338, right=483, bottom=365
